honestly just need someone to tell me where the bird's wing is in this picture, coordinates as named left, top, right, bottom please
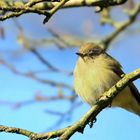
left=107, top=53, right=140, bottom=104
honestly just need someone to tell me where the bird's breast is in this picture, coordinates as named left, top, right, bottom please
left=74, top=57, right=120, bottom=105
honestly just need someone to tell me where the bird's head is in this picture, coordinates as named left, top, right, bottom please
left=76, top=42, right=105, bottom=58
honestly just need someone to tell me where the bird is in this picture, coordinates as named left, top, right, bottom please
left=74, top=42, right=140, bottom=116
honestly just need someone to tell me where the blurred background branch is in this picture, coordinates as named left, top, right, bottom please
left=0, top=0, right=140, bottom=140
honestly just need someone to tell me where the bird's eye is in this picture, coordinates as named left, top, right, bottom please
left=88, top=50, right=94, bottom=55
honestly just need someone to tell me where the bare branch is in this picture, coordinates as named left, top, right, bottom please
left=30, top=48, right=60, bottom=72
left=0, top=59, right=73, bottom=90
left=47, top=28, right=84, bottom=48
left=14, top=20, right=73, bottom=75
left=0, top=68, right=140, bottom=140
left=101, top=3, right=140, bottom=49
left=0, top=0, right=127, bottom=22
left=0, top=93, right=77, bottom=109
left=34, top=0, right=127, bottom=10
left=0, top=125, right=36, bottom=139
left=59, top=69, right=140, bottom=140
left=43, top=0, right=69, bottom=23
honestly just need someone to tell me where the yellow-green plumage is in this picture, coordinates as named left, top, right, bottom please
left=74, top=43, right=140, bottom=116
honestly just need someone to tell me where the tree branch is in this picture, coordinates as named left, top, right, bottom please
left=0, top=59, right=73, bottom=90
left=43, top=0, right=69, bottom=23
left=101, top=3, right=140, bottom=49
left=0, top=0, right=68, bottom=23
left=0, top=125, right=36, bottom=139
left=14, top=20, right=73, bottom=75
left=0, top=0, right=127, bottom=22
left=34, top=0, right=127, bottom=10
left=0, top=68, right=140, bottom=139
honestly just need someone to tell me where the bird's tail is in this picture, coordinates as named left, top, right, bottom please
left=112, top=86, right=140, bottom=116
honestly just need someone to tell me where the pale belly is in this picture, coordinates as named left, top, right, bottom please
left=74, top=57, right=140, bottom=116
left=74, top=62, right=120, bottom=105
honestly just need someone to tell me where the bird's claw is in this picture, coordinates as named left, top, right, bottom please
left=88, top=117, right=97, bottom=128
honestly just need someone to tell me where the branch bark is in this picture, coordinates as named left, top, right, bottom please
left=34, top=0, right=127, bottom=9
left=0, top=68, right=140, bottom=140
left=0, top=0, right=127, bottom=22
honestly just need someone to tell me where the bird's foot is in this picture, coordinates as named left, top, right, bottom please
left=88, top=117, right=97, bottom=128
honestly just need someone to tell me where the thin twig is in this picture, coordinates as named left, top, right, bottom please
left=43, top=0, right=69, bottom=23
left=0, top=59, right=73, bottom=90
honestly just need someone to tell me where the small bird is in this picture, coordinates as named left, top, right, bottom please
left=74, top=42, right=140, bottom=116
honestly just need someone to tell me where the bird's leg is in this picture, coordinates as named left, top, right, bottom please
left=88, top=117, right=97, bottom=128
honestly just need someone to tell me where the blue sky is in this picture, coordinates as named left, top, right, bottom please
left=0, top=6, right=140, bottom=140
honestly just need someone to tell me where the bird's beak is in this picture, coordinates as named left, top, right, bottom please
left=76, top=52, right=84, bottom=57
